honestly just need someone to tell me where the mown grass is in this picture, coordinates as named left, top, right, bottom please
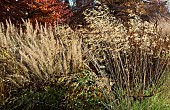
left=0, top=3, right=170, bottom=110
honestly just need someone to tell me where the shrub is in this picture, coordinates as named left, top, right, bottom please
left=100, top=0, right=169, bottom=21
left=4, top=70, right=111, bottom=110
left=80, top=3, right=170, bottom=109
left=59, top=70, right=111, bottom=110
left=4, top=85, right=66, bottom=110
left=0, top=47, right=28, bottom=106
left=69, top=0, right=169, bottom=29
left=0, top=0, right=73, bottom=27
left=29, top=0, right=73, bottom=26
left=0, top=0, right=31, bottom=27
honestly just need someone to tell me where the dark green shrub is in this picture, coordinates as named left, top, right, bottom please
left=4, top=70, right=111, bottom=110
left=0, top=47, right=28, bottom=107
left=4, top=85, right=66, bottom=110
left=61, top=70, right=109, bottom=110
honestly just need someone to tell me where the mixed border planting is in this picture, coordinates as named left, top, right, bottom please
left=1, top=0, right=170, bottom=110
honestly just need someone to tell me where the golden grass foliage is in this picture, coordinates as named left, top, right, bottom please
left=0, top=21, right=84, bottom=105
left=0, top=20, right=84, bottom=80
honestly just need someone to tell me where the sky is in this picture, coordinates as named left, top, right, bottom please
left=68, top=0, right=74, bottom=7
left=167, top=0, right=170, bottom=11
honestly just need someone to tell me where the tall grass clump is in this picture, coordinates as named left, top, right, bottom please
left=81, top=2, right=170, bottom=109
left=0, top=20, right=84, bottom=80
left=0, top=20, right=84, bottom=107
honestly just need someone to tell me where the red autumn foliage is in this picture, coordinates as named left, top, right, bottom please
left=0, top=0, right=31, bottom=26
left=0, top=0, right=73, bottom=27
left=29, top=0, right=73, bottom=26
